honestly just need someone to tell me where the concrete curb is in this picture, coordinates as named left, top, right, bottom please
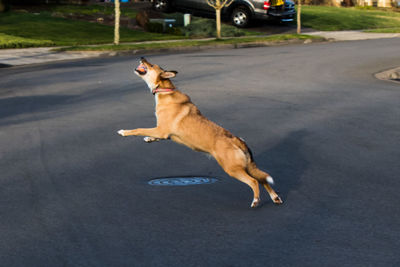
left=0, top=37, right=325, bottom=68
left=375, top=67, right=400, bottom=84
left=81, top=38, right=325, bottom=58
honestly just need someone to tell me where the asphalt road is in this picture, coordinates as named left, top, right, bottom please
left=1, top=38, right=400, bottom=267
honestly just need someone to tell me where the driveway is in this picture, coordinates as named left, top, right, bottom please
left=0, top=38, right=399, bottom=266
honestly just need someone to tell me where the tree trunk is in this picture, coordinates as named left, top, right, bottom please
left=0, top=0, right=5, bottom=13
left=114, top=0, right=121, bottom=45
left=216, top=8, right=221, bottom=39
left=297, top=0, right=301, bottom=34
left=344, top=0, right=353, bottom=6
left=207, top=0, right=233, bottom=39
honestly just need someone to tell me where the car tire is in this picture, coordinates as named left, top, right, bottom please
left=231, top=7, right=251, bottom=28
left=152, top=0, right=170, bottom=13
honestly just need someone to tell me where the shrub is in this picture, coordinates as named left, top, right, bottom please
left=181, top=17, right=246, bottom=38
left=146, top=22, right=164, bottom=33
left=166, top=26, right=182, bottom=35
left=146, top=19, right=182, bottom=35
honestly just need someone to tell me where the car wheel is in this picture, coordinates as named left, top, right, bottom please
left=153, top=0, right=170, bottom=12
left=231, top=7, right=251, bottom=28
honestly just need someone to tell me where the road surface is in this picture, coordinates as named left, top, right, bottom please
left=1, top=38, right=399, bottom=266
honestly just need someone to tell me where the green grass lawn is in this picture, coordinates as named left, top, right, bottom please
left=301, top=6, right=400, bottom=31
left=2, top=5, right=400, bottom=49
left=0, top=11, right=184, bottom=47
left=47, top=4, right=138, bottom=18
left=0, top=33, right=54, bottom=48
left=0, top=8, right=259, bottom=48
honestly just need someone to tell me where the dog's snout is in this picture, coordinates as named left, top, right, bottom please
left=135, top=62, right=148, bottom=75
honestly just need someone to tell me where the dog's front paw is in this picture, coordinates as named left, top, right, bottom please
left=118, top=130, right=127, bottom=136
left=144, top=136, right=160, bottom=143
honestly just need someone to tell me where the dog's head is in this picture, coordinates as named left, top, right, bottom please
left=135, top=57, right=178, bottom=92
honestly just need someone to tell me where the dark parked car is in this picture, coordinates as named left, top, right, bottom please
left=151, top=0, right=296, bottom=27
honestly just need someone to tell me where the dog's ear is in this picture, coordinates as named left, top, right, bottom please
left=160, top=71, right=178, bottom=79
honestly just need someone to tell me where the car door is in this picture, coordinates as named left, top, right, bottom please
left=175, top=0, right=213, bottom=12
left=174, top=0, right=199, bottom=9
left=193, top=0, right=214, bottom=12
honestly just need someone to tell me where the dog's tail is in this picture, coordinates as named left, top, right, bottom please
left=235, top=137, right=275, bottom=185
left=247, top=161, right=275, bottom=185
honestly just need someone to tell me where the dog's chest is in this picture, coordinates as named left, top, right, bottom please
left=154, top=96, right=173, bottom=122
left=154, top=102, right=191, bottom=129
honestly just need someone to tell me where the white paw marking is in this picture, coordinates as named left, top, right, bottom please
left=144, top=137, right=153, bottom=142
left=274, top=196, right=283, bottom=204
left=144, top=137, right=160, bottom=143
left=118, top=130, right=126, bottom=136
left=251, top=198, right=260, bottom=208
left=266, top=175, right=274, bottom=185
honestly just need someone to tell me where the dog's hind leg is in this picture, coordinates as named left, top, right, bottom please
left=212, top=143, right=263, bottom=207
left=247, top=162, right=283, bottom=204
left=262, top=183, right=283, bottom=204
left=226, top=167, right=261, bottom=208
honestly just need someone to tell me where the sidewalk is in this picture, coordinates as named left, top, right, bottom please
left=1, top=31, right=400, bottom=67
left=0, top=38, right=217, bottom=67
left=307, top=30, right=400, bottom=41
left=0, top=47, right=107, bottom=67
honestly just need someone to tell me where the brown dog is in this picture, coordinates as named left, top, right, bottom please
left=118, top=58, right=282, bottom=208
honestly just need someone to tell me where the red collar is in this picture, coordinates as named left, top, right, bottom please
left=152, top=88, right=175, bottom=95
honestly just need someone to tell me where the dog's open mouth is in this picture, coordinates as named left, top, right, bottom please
left=135, top=63, right=147, bottom=75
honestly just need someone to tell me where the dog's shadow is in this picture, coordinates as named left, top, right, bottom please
left=254, top=130, right=309, bottom=203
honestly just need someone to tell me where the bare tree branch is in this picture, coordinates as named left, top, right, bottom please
left=222, top=0, right=234, bottom=7
left=206, top=0, right=218, bottom=8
